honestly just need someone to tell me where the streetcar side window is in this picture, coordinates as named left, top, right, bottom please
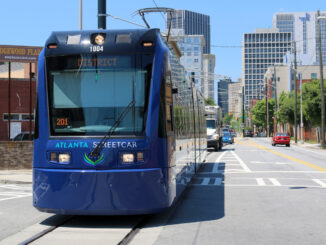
left=158, top=53, right=173, bottom=137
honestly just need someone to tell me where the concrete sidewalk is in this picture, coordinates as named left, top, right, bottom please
left=0, top=170, right=32, bottom=184
left=291, top=141, right=322, bottom=149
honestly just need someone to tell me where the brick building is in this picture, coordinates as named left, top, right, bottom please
left=0, top=45, right=42, bottom=140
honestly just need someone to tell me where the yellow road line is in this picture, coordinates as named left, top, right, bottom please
left=235, top=138, right=326, bottom=172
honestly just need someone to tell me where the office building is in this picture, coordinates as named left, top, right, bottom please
left=167, top=9, right=211, bottom=54
left=273, top=11, right=326, bottom=64
left=218, top=79, right=232, bottom=117
left=173, top=35, right=205, bottom=92
left=242, top=28, right=292, bottom=108
left=228, top=82, right=242, bottom=118
left=202, top=54, right=215, bottom=100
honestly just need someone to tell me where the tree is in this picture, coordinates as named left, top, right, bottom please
left=251, top=99, right=275, bottom=131
left=277, top=91, right=295, bottom=125
left=205, top=97, right=216, bottom=106
left=302, top=79, right=326, bottom=127
left=222, top=114, right=233, bottom=126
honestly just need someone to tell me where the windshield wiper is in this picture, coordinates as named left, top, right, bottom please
left=89, top=100, right=136, bottom=158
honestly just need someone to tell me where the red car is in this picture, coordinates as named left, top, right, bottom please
left=272, top=133, right=290, bottom=147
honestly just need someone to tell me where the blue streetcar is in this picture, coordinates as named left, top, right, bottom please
left=33, top=29, right=207, bottom=215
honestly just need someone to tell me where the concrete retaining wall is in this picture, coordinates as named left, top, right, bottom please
left=0, top=141, right=33, bottom=169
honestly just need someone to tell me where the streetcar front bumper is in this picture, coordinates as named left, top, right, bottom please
left=33, top=168, right=170, bottom=215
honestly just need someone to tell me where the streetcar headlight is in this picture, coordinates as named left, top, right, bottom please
left=58, top=153, right=70, bottom=163
left=121, top=153, right=134, bottom=163
left=95, top=34, right=105, bottom=45
left=50, top=152, right=57, bottom=162
left=137, top=152, right=144, bottom=162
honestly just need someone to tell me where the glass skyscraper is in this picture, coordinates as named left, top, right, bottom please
left=273, top=12, right=326, bottom=64
left=218, top=79, right=231, bottom=117
left=167, top=9, right=211, bottom=54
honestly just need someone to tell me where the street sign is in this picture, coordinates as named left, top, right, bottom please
left=241, top=123, right=244, bottom=129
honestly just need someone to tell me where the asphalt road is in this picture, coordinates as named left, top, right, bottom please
left=131, top=138, right=326, bottom=245
left=0, top=184, right=52, bottom=241
left=2, top=138, right=326, bottom=244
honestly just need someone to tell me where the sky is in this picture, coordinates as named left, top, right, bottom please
left=1, top=0, right=325, bottom=80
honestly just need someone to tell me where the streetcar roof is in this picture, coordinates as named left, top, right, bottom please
left=44, top=28, right=160, bottom=56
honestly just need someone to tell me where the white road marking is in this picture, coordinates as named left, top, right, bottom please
left=230, top=151, right=251, bottom=172
left=256, top=178, right=266, bottom=186
left=212, top=151, right=227, bottom=173
left=312, top=179, right=326, bottom=188
left=269, top=178, right=281, bottom=186
left=0, top=184, right=32, bottom=202
left=199, top=170, right=326, bottom=174
left=250, top=161, right=290, bottom=165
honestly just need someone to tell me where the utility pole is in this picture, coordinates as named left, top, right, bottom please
left=294, top=41, right=298, bottom=143
left=318, top=10, right=326, bottom=148
left=242, top=86, right=245, bottom=137
left=274, top=65, right=278, bottom=132
left=98, top=0, right=106, bottom=29
left=79, top=0, right=83, bottom=30
left=265, top=77, right=269, bottom=137
left=300, top=73, right=304, bottom=144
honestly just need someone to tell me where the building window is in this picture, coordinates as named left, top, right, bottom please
left=311, top=73, right=318, bottom=79
left=3, top=113, right=35, bottom=121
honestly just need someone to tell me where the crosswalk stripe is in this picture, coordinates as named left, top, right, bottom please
left=312, top=179, right=326, bottom=188
left=269, top=178, right=281, bottom=186
left=256, top=178, right=266, bottom=186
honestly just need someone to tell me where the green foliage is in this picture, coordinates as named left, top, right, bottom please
left=222, top=114, right=233, bottom=126
left=276, top=79, right=325, bottom=127
left=302, top=79, right=325, bottom=127
left=277, top=91, right=296, bottom=125
left=251, top=99, right=275, bottom=129
left=205, top=97, right=216, bottom=106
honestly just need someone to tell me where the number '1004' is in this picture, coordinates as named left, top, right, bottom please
left=90, top=46, right=104, bottom=52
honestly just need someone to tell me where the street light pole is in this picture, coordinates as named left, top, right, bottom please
left=79, top=0, right=82, bottom=30
left=317, top=10, right=326, bottom=148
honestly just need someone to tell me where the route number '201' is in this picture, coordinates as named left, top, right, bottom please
left=90, top=45, right=104, bottom=52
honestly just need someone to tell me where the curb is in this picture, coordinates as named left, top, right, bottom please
left=0, top=179, right=32, bottom=184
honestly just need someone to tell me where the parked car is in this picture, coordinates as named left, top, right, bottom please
left=231, top=131, right=237, bottom=137
left=272, top=133, right=290, bottom=147
left=222, top=132, right=234, bottom=144
left=12, top=132, right=34, bottom=141
left=259, top=132, right=266, bottom=137
left=245, top=130, right=253, bottom=137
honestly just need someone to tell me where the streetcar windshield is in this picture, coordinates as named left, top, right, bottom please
left=206, top=120, right=216, bottom=129
left=46, top=54, right=153, bottom=136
